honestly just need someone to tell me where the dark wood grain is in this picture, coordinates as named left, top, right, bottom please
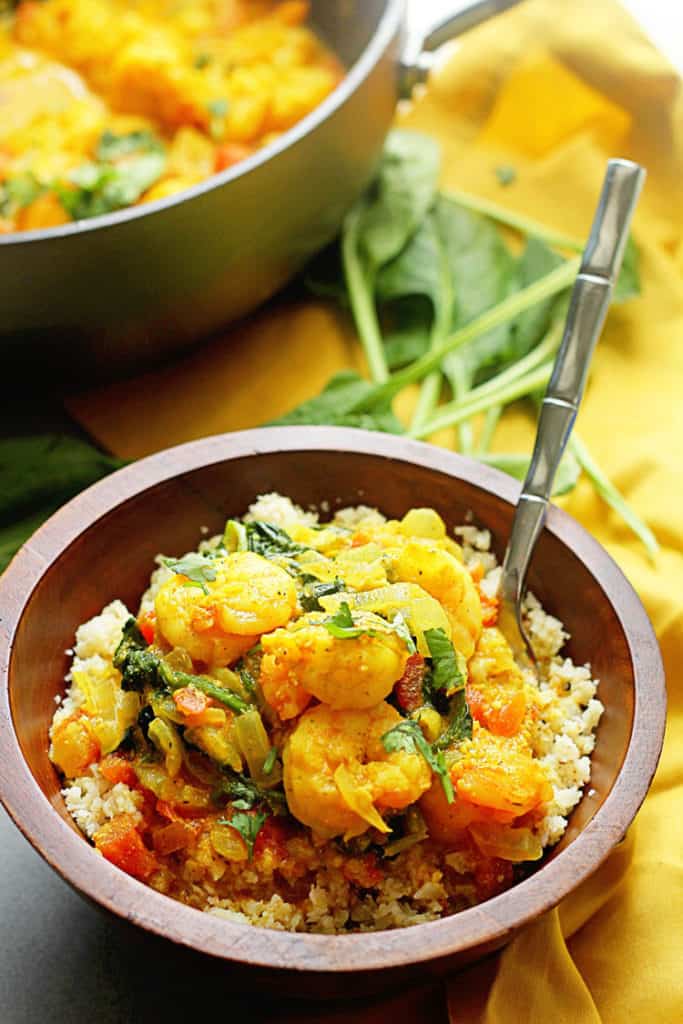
left=0, top=427, right=666, bottom=998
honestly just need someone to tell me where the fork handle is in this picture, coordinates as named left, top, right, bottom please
left=501, top=159, right=645, bottom=607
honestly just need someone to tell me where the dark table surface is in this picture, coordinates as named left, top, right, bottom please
left=0, top=807, right=447, bottom=1024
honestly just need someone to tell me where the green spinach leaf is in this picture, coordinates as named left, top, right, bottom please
left=224, top=810, right=267, bottom=859
left=268, top=370, right=403, bottom=433
left=162, top=552, right=218, bottom=594
left=381, top=719, right=454, bottom=803
left=424, top=628, right=465, bottom=693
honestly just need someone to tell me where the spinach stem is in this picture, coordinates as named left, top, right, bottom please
left=342, top=205, right=389, bottom=383
left=447, top=359, right=474, bottom=454
left=477, top=405, right=502, bottom=454
left=410, top=213, right=454, bottom=434
left=443, top=190, right=584, bottom=252
left=570, top=435, right=659, bottom=559
left=411, top=361, right=553, bottom=438
left=351, top=257, right=580, bottom=411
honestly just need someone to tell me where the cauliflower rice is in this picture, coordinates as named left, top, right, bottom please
left=52, top=494, right=602, bottom=933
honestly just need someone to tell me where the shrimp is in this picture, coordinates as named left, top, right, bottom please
left=420, top=725, right=552, bottom=844
left=259, top=611, right=409, bottom=720
left=466, top=627, right=528, bottom=737
left=389, top=539, right=482, bottom=658
left=283, top=703, right=432, bottom=839
left=155, top=551, right=297, bottom=666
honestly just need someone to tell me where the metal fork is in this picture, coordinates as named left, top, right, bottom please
left=497, top=159, right=646, bottom=669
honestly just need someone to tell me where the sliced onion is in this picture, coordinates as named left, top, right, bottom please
left=469, top=822, right=543, bottom=862
left=233, top=709, right=273, bottom=784
left=334, top=764, right=390, bottom=837
left=148, top=717, right=183, bottom=778
left=320, top=582, right=451, bottom=655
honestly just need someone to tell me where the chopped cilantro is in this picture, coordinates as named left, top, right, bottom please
left=207, top=99, right=229, bottom=118
left=299, top=576, right=346, bottom=612
left=424, top=628, right=465, bottom=693
left=381, top=719, right=454, bottom=803
left=495, top=164, right=517, bottom=187
left=433, top=690, right=473, bottom=751
left=219, top=811, right=267, bottom=860
left=162, top=552, right=218, bottom=594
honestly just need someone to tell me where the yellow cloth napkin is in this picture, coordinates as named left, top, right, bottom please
left=67, top=0, right=683, bottom=1020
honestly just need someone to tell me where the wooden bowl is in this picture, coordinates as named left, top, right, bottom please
left=0, top=427, right=666, bottom=997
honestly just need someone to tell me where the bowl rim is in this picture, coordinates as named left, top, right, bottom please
left=0, top=0, right=403, bottom=247
left=0, top=426, right=666, bottom=973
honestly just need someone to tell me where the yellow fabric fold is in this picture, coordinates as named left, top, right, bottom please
left=66, top=0, right=683, bottom=1021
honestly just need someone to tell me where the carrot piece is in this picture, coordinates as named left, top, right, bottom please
left=94, top=814, right=158, bottom=880
left=214, top=143, right=253, bottom=172
left=51, top=714, right=100, bottom=778
left=137, top=609, right=156, bottom=644
left=99, top=753, right=137, bottom=788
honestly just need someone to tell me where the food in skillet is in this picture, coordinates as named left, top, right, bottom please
left=50, top=495, right=602, bottom=932
left=0, top=1, right=342, bottom=232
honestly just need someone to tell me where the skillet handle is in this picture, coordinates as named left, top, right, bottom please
left=400, top=0, right=524, bottom=96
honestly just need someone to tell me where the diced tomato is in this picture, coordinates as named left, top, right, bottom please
left=172, top=686, right=209, bottom=725
left=466, top=684, right=527, bottom=737
left=480, top=594, right=499, bottom=628
left=94, top=814, right=158, bottom=881
left=342, top=852, right=384, bottom=889
left=214, top=142, right=253, bottom=173
left=99, top=753, right=137, bottom=788
left=137, top=609, right=156, bottom=645
left=394, top=653, right=426, bottom=712
left=253, top=816, right=291, bottom=863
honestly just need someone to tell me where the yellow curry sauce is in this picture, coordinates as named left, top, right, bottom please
left=49, top=505, right=558, bottom=926
left=0, top=0, right=342, bottom=232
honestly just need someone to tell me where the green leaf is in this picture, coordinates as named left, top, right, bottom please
left=0, top=434, right=124, bottom=523
left=433, top=690, right=473, bottom=751
left=213, top=772, right=287, bottom=815
left=207, top=98, right=229, bottom=118
left=113, top=618, right=159, bottom=693
left=162, top=552, right=218, bottom=594
left=495, top=165, right=517, bottom=186
left=0, top=171, right=45, bottom=216
left=390, top=612, right=416, bottom=654
left=324, top=601, right=371, bottom=639
left=356, top=130, right=441, bottom=271
left=268, top=370, right=403, bottom=433
left=381, top=719, right=453, bottom=804
left=300, top=576, right=346, bottom=613
left=220, top=810, right=267, bottom=860
left=424, top=628, right=465, bottom=694
left=59, top=149, right=166, bottom=221
left=96, top=130, right=164, bottom=161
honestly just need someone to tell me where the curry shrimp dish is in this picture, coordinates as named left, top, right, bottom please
left=50, top=495, right=603, bottom=933
left=0, top=1, right=342, bottom=233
